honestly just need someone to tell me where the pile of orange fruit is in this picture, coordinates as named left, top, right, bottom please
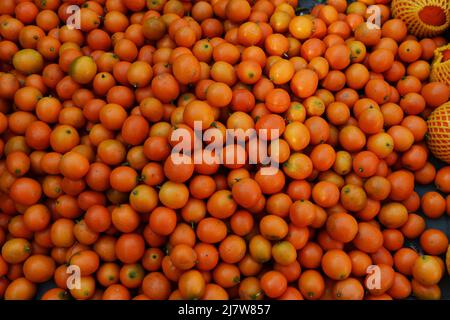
left=0, top=0, right=449, bottom=300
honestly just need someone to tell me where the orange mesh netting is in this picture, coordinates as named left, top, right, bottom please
left=430, top=44, right=450, bottom=86
left=391, top=0, right=450, bottom=38
left=427, top=101, right=450, bottom=164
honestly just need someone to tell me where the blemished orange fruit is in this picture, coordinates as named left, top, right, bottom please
left=12, top=49, right=44, bottom=74
left=446, top=245, right=450, bottom=276
left=69, top=56, right=98, bottom=84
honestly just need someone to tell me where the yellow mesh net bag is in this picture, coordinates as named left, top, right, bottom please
left=427, top=101, right=450, bottom=164
left=391, top=0, right=450, bottom=38
left=430, top=44, right=450, bottom=86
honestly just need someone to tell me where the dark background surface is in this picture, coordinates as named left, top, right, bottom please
left=35, top=0, right=450, bottom=300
